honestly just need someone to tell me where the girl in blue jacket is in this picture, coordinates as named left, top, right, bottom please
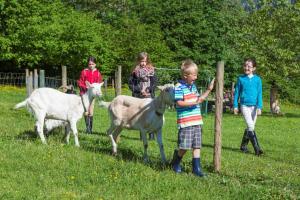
left=233, top=58, right=263, bottom=156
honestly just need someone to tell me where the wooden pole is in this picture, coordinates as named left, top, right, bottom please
left=39, top=70, right=45, bottom=87
left=28, top=71, right=33, bottom=96
left=34, top=69, right=38, bottom=89
left=25, top=69, right=30, bottom=97
left=62, top=65, right=67, bottom=91
left=213, top=61, right=224, bottom=172
left=104, top=79, right=107, bottom=97
left=115, top=65, right=122, bottom=96
left=112, top=78, right=115, bottom=91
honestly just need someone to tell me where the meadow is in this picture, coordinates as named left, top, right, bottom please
left=0, top=86, right=299, bottom=200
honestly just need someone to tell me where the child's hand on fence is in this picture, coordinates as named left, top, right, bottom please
left=207, top=78, right=215, bottom=91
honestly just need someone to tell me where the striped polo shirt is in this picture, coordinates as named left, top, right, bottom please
left=174, top=80, right=203, bottom=128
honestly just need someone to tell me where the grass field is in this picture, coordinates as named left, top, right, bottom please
left=0, top=86, right=299, bottom=199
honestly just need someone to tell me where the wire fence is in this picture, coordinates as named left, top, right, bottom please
left=0, top=72, right=78, bottom=89
left=0, top=72, right=218, bottom=114
left=0, top=72, right=26, bottom=87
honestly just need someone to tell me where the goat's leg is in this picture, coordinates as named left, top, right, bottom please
left=70, top=121, right=80, bottom=147
left=107, top=125, right=118, bottom=155
left=63, top=123, right=71, bottom=144
left=108, top=134, right=118, bottom=155
left=113, top=127, right=122, bottom=143
left=156, top=129, right=167, bottom=164
left=141, top=131, right=149, bottom=163
left=35, top=113, right=47, bottom=144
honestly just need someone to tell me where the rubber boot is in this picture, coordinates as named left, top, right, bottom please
left=149, top=132, right=155, bottom=140
left=240, top=129, right=249, bottom=153
left=139, top=132, right=142, bottom=140
left=171, top=149, right=182, bottom=173
left=85, top=116, right=91, bottom=134
left=248, top=131, right=263, bottom=156
left=253, top=131, right=263, bottom=155
left=192, top=158, right=206, bottom=177
left=89, top=116, right=93, bottom=134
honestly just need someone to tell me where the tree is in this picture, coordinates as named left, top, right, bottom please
left=240, top=1, right=300, bottom=105
left=0, top=0, right=113, bottom=78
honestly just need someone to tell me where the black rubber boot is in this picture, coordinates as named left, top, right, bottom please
left=89, top=116, right=93, bottom=134
left=171, top=149, right=182, bottom=173
left=192, top=158, right=206, bottom=177
left=85, top=116, right=91, bottom=134
left=149, top=132, right=155, bottom=140
left=240, top=129, right=249, bottom=153
left=248, top=131, right=263, bottom=156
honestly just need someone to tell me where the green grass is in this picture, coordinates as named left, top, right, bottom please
left=0, top=86, right=299, bottom=200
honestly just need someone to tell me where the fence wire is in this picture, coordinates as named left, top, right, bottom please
left=0, top=72, right=78, bottom=89
left=0, top=72, right=26, bottom=87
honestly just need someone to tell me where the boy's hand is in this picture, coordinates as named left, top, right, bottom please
left=257, top=109, right=262, bottom=116
left=208, top=78, right=215, bottom=91
left=234, top=108, right=239, bottom=115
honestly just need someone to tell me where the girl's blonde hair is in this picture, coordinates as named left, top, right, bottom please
left=181, top=59, right=198, bottom=77
left=137, top=52, right=151, bottom=64
left=134, top=52, right=153, bottom=69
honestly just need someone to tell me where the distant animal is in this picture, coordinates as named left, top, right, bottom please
left=99, top=84, right=175, bottom=163
left=14, top=82, right=103, bottom=146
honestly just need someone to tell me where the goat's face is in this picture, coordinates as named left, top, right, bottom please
left=89, top=82, right=104, bottom=97
left=158, top=84, right=175, bottom=106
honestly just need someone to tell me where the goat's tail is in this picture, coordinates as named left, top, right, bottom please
left=98, top=100, right=111, bottom=108
left=14, top=99, right=28, bottom=109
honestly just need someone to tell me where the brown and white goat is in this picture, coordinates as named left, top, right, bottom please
left=99, top=84, right=174, bottom=163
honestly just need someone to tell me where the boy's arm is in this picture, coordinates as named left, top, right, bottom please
left=197, top=78, right=215, bottom=103
left=176, top=79, right=215, bottom=107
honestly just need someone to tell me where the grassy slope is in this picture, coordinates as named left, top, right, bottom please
left=0, top=86, right=299, bottom=200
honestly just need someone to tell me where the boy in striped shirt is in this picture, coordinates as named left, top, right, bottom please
left=171, top=59, right=214, bottom=177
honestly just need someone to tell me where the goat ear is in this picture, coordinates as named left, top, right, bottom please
left=100, top=82, right=104, bottom=87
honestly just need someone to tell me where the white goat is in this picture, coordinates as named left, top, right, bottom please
left=14, top=82, right=103, bottom=146
left=42, top=85, right=77, bottom=135
left=100, top=84, right=174, bottom=163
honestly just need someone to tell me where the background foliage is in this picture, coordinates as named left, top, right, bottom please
left=0, top=0, right=299, bottom=102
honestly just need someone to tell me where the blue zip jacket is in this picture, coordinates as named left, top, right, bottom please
left=233, top=74, right=263, bottom=109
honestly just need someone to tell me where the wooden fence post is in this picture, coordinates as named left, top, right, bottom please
left=115, top=65, right=122, bottom=96
left=28, top=71, right=33, bottom=96
left=39, top=70, right=45, bottom=87
left=213, top=61, right=224, bottom=172
left=112, top=78, right=115, bottom=91
left=34, top=69, right=38, bottom=89
left=25, top=69, right=33, bottom=97
left=104, top=79, right=107, bottom=97
left=62, top=65, right=67, bottom=91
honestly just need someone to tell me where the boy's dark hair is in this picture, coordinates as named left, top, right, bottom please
left=244, top=58, right=257, bottom=68
left=87, top=56, right=96, bottom=63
